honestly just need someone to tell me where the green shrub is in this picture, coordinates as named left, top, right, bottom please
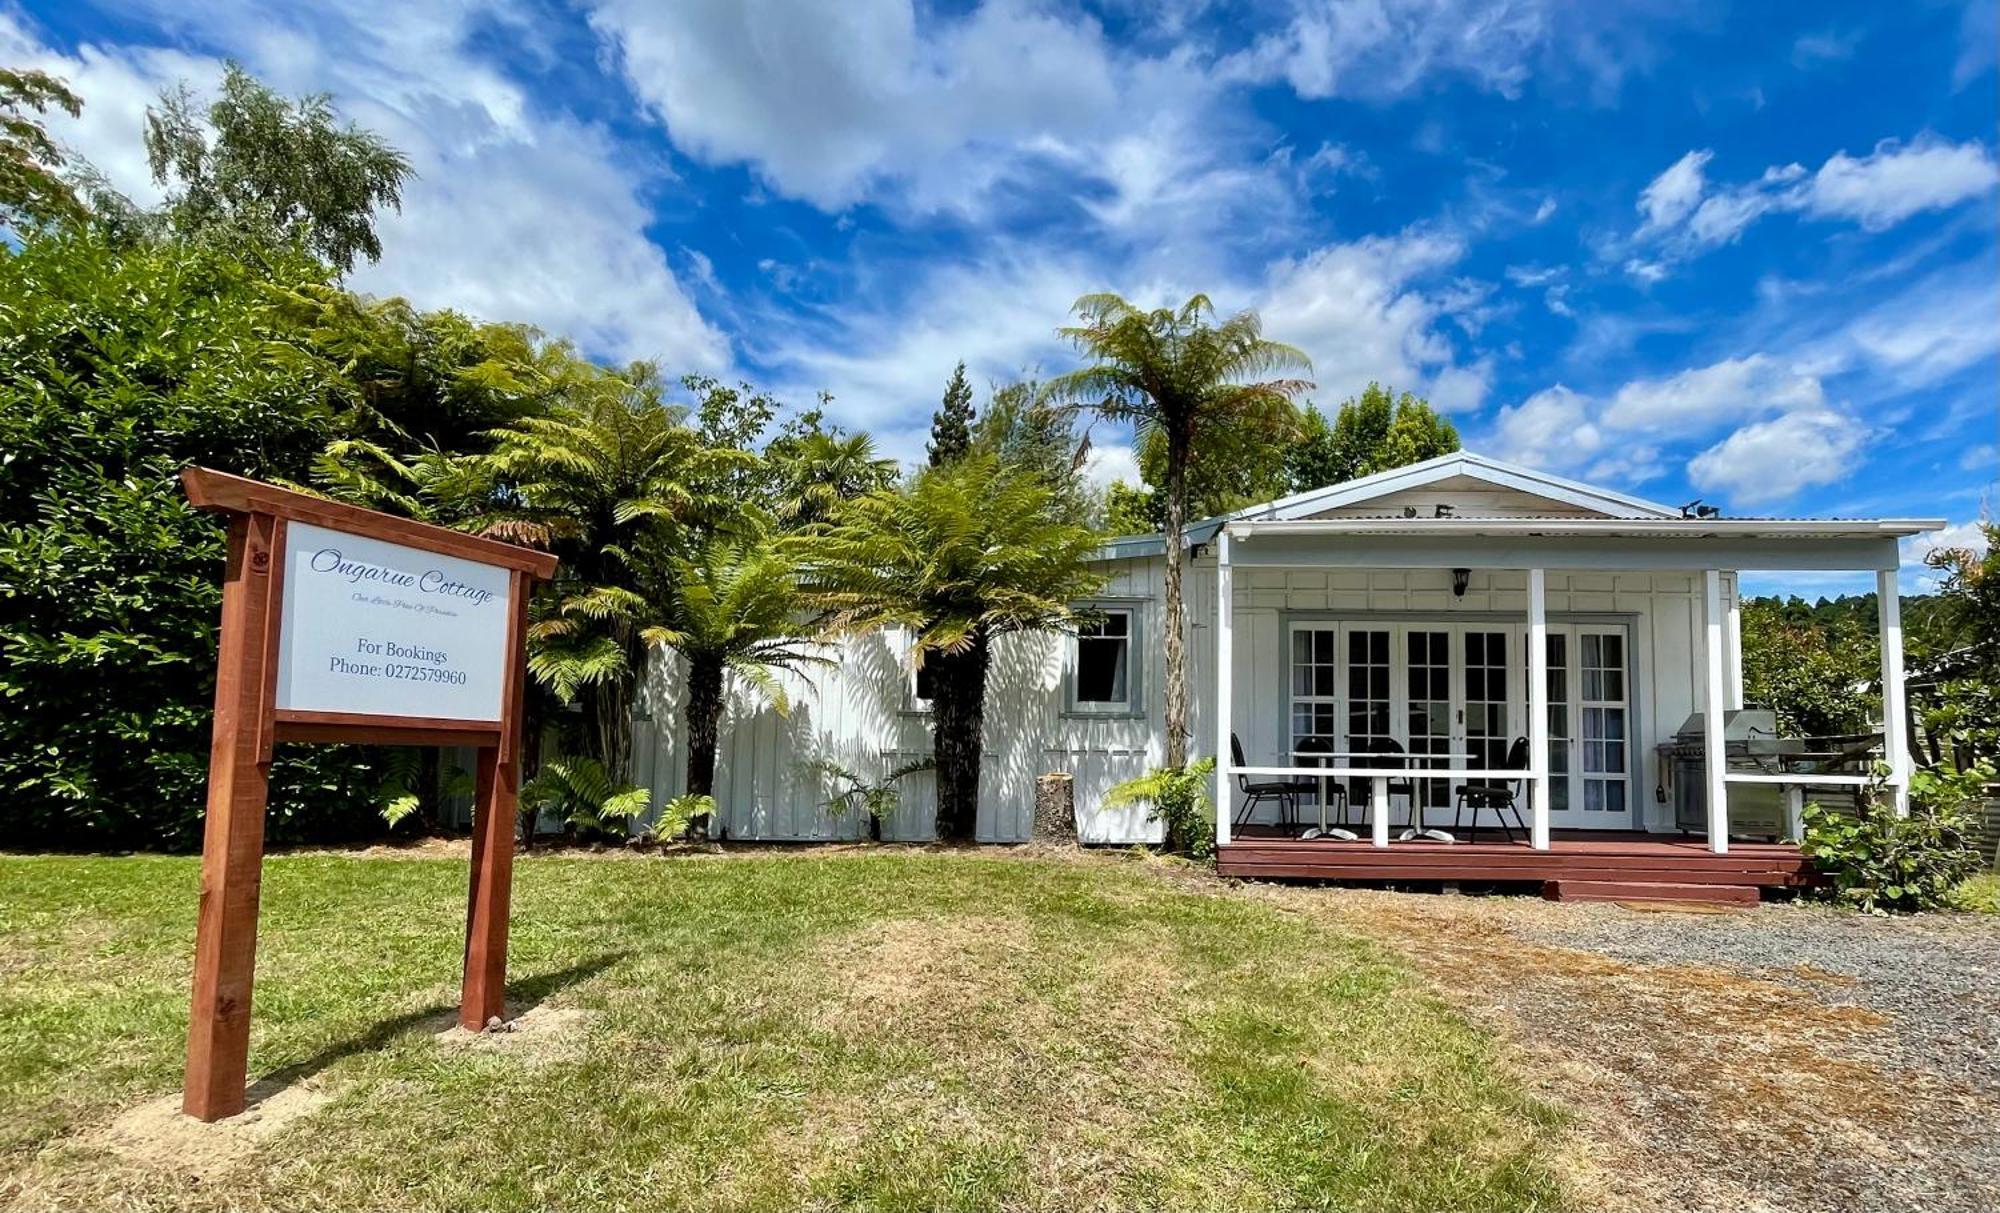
left=519, top=755, right=649, bottom=842
left=1105, top=758, right=1216, bottom=860
left=0, top=228, right=394, bottom=848
left=1951, top=872, right=2000, bottom=915
left=648, top=793, right=715, bottom=843
left=1802, top=764, right=1988, bottom=913
left=808, top=756, right=934, bottom=840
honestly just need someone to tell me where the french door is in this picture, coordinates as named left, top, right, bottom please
left=1285, top=621, right=1631, bottom=829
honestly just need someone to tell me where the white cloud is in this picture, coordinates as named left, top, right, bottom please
left=588, top=0, right=1093, bottom=211
left=1428, top=359, right=1493, bottom=411
left=1682, top=164, right=1805, bottom=246
left=587, top=0, right=1241, bottom=228
left=1485, top=353, right=1864, bottom=506
left=1805, top=136, right=2000, bottom=230
left=1601, top=354, right=1824, bottom=432
left=1899, top=520, right=1987, bottom=590
left=1686, top=409, right=1865, bottom=504
left=1504, top=263, right=1562, bottom=287
left=1791, top=29, right=1861, bottom=68
left=1906, top=518, right=1988, bottom=567
left=1258, top=227, right=1483, bottom=408
left=1622, top=257, right=1667, bottom=284
left=1487, top=384, right=1601, bottom=465
left=762, top=224, right=1492, bottom=464
left=350, top=122, right=726, bottom=369
left=1214, top=0, right=1671, bottom=103
left=1083, top=442, right=1141, bottom=490
left=1488, top=383, right=1665, bottom=484
left=1630, top=136, right=2000, bottom=267
left=1803, top=265, right=2000, bottom=391
left=7, top=4, right=725, bottom=370
left=1636, top=149, right=1710, bottom=233
left=0, top=14, right=211, bottom=209
left=751, top=250, right=1099, bottom=462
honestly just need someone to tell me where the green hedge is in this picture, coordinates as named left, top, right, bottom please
left=0, top=230, right=388, bottom=848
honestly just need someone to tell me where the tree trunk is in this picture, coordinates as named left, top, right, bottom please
left=683, top=653, right=725, bottom=839
left=415, top=747, right=440, bottom=830
left=588, top=628, right=639, bottom=787
left=929, top=631, right=990, bottom=842
left=1034, top=772, right=1076, bottom=843
left=1161, top=428, right=1191, bottom=768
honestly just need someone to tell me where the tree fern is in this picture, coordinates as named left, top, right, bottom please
left=801, top=454, right=1106, bottom=840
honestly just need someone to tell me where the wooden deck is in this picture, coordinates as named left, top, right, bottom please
left=1216, top=827, right=1813, bottom=902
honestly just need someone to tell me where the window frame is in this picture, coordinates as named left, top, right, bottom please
left=894, top=627, right=935, bottom=716
left=1064, top=602, right=1146, bottom=719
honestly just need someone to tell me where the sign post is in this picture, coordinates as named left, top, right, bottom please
left=178, top=468, right=558, bottom=1122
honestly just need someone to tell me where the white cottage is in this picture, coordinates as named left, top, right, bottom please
left=633, top=453, right=1939, bottom=900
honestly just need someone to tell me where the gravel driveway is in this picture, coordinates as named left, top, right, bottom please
left=1266, top=887, right=1999, bottom=1213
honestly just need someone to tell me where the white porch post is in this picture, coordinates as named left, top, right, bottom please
left=1877, top=568, right=1911, bottom=816
left=1702, top=570, right=1730, bottom=854
left=1527, top=568, right=1551, bottom=850
left=1214, top=529, right=1233, bottom=846
left=1725, top=580, right=1745, bottom=711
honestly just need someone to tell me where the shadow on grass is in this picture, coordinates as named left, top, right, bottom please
left=238, top=951, right=626, bottom=1112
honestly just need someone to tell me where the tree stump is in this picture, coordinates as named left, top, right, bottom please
left=1034, top=772, right=1076, bottom=844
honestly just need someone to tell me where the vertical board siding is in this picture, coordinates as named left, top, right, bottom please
left=632, top=556, right=1170, bottom=844
left=631, top=555, right=1719, bottom=843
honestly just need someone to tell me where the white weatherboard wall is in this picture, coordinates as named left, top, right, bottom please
left=631, top=552, right=1737, bottom=842
left=631, top=557, right=1169, bottom=844
left=1180, top=557, right=1737, bottom=834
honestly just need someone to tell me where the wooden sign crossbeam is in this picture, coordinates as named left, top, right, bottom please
left=179, top=468, right=557, bottom=1122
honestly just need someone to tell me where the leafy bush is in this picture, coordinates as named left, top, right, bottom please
left=645, top=793, right=714, bottom=843
left=1801, top=764, right=1988, bottom=913
left=519, top=755, right=649, bottom=842
left=1105, top=758, right=1216, bottom=860
left=808, top=756, right=934, bottom=840
left=0, top=228, right=394, bottom=848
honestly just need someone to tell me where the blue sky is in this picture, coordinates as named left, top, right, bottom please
left=9, top=0, right=1997, bottom=593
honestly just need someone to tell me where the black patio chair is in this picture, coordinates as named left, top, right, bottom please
left=1293, top=734, right=1349, bottom=828
left=1230, top=733, right=1313, bottom=832
left=1453, top=736, right=1531, bottom=843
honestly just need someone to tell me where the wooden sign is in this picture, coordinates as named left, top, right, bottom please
left=178, top=468, right=558, bottom=1122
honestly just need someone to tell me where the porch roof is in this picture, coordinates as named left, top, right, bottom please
left=1220, top=515, right=1943, bottom=572
left=1089, top=450, right=1942, bottom=564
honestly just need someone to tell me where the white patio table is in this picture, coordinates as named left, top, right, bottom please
left=1288, top=747, right=1477, bottom=842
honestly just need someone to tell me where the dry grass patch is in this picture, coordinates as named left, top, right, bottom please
left=1268, top=886, right=1990, bottom=1212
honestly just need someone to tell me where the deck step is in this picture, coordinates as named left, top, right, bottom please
left=1543, top=879, right=1760, bottom=906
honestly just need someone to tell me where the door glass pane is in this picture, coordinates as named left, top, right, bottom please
left=1464, top=629, right=1512, bottom=776
left=1406, top=630, right=1450, bottom=810
left=1578, top=629, right=1630, bottom=816
left=1345, top=628, right=1392, bottom=802
left=1289, top=626, right=1340, bottom=752
left=1545, top=632, right=1570, bottom=812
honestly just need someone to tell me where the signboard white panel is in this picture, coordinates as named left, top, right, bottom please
left=275, top=521, right=512, bottom=721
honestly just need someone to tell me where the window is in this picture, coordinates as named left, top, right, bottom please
left=1069, top=606, right=1141, bottom=714
left=913, top=659, right=937, bottom=707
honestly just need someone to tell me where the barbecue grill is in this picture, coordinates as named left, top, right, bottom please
left=1654, top=708, right=1878, bottom=840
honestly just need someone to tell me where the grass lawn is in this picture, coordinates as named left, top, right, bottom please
left=0, top=849, right=1564, bottom=1212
